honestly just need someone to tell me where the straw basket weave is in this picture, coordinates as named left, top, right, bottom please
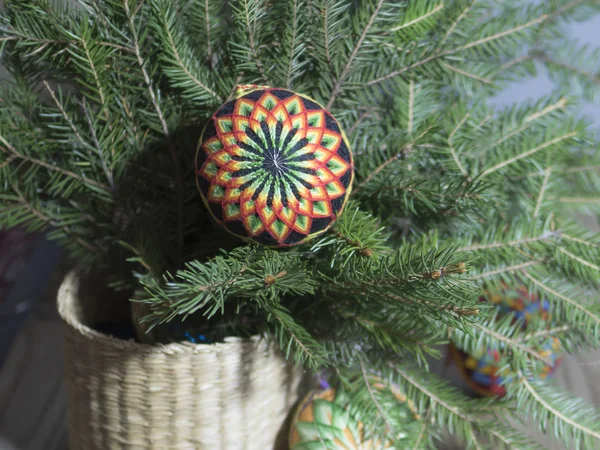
left=57, top=270, right=304, bottom=450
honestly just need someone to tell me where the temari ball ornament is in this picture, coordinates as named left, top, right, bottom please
left=450, top=283, right=563, bottom=397
left=196, top=85, right=354, bottom=247
left=289, top=385, right=420, bottom=450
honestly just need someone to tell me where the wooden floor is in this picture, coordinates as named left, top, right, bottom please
left=0, top=220, right=599, bottom=450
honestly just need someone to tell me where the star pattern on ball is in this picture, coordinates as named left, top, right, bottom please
left=196, top=87, right=353, bottom=246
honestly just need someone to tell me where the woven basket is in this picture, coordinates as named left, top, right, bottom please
left=57, top=270, right=304, bottom=450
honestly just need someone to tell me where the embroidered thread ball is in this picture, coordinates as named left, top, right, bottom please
left=450, top=283, right=562, bottom=397
left=289, top=385, right=420, bottom=449
left=196, top=86, right=354, bottom=247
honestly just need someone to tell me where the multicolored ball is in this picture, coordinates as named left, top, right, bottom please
left=289, top=385, right=420, bottom=450
left=450, top=283, right=562, bottom=397
left=196, top=85, right=354, bottom=247
left=483, top=282, right=551, bottom=324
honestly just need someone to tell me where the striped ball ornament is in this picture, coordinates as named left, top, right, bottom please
left=196, top=86, right=354, bottom=247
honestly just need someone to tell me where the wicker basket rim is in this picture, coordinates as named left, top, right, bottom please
left=57, top=269, right=266, bottom=355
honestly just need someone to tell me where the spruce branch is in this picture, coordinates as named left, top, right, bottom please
left=81, top=99, right=116, bottom=191
left=516, top=374, right=600, bottom=448
left=456, top=232, right=561, bottom=253
left=471, top=322, right=552, bottom=365
left=42, top=81, right=90, bottom=149
left=284, top=0, right=301, bottom=88
left=367, top=11, right=548, bottom=86
left=441, top=62, right=493, bottom=85
left=310, top=203, right=390, bottom=267
left=353, top=125, right=434, bottom=194
left=439, top=0, right=478, bottom=47
left=264, top=301, right=329, bottom=368
left=388, top=2, right=445, bottom=34
left=320, top=1, right=334, bottom=77
left=358, top=356, right=394, bottom=434
left=326, top=0, right=385, bottom=109
left=0, top=134, right=109, bottom=191
left=151, top=0, right=222, bottom=103
left=477, top=97, right=568, bottom=158
left=229, top=0, right=269, bottom=83
left=478, top=132, right=578, bottom=179
left=124, top=0, right=184, bottom=264
left=448, top=112, right=470, bottom=179
left=5, top=184, right=99, bottom=253
left=555, top=246, right=600, bottom=272
left=77, top=36, right=107, bottom=104
left=532, top=167, right=552, bottom=219
left=468, top=260, right=543, bottom=280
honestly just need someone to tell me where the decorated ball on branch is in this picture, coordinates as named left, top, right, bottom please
left=196, top=85, right=354, bottom=247
left=289, top=385, right=420, bottom=450
left=449, top=283, right=563, bottom=397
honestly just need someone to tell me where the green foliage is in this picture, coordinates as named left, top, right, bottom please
left=1, top=0, right=600, bottom=448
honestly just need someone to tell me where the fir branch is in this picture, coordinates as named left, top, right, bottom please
left=81, top=99, right=116, bottom=191
left=125, top=1, right=170, bottom=138
left=0, top=154, right=16, bottom=170
left=204, top=0, right=212, bottom=59
left=389, top=2, right=445, bottom=33
left=8, top=184, right=99, bottom=253
left=456, top=231, right=560, bottom=253
left=239, top=0, right=268, bottom=83
left=559, top=196, right=600, bottom=204
left=407, top=78, right=414, bottom=134
left=452, top=15, right=547, bottom=54
left=321, top=2, right=334, bottom=76
left=266, top=302, right=328, bottom=368
left=469, top=260, right=542, bottom=280
left=561, top=233, right=600, bottom=248
left=520, top=326, right=570, bottom=343
left=124, top=0, right=183, bottom=264
left=388, top=293, right=479, bottom=318
left=411, top=418, right=429, bottom=450
left=368, top=12, right=548, bottom=86
left=359, top=356, right=394, bottom=434
left=448, top=112, right=470, bottom=178
left=555, top=246, right=600, bottom=272
left=152, top=0, right=221, bottom=101
left=439, top=0, right=478, bottom=47
left=480, top=98, right=568, bottom=156
left=163, top=18, right=219, bottom=99
left=326, top=0, right=385, bottom=109
left=522, top=273, right=600, bottom=326
left=0, top=134, right=109, bottom=191
left=310, top=203, right=389, bottom=267
left=517, top=374, right=600, bottom=447
left=533, top=167, right=551, bottom=219
left=478, top=132, right=577, bottom=179
left=442, top=62, right=493, bottom=85
left=537, top=53, right=600, bottom=83
left=471, top=323, right=552, bottom=365
left=42, top=80, right=90, bottom=149
left=79, top=37, right=106, bottom=104
left=353, top=125, right=434, bottom=194
left=540, top=0, right=589, bottom=27
left=285, top=0, right=300, bottom=88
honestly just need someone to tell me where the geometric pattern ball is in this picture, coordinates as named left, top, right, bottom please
left=289, top=385, right=420, bottom=449
left=449, top=283, right=563, bottom=397
left=196, top=86, right=354, bottom=247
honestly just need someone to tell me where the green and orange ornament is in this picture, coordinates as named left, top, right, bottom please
left=449, top=282, right=563, bottom=397
left=196, top=86, right=354, bottom=247
left=289, top=383, right=421, bottom=449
